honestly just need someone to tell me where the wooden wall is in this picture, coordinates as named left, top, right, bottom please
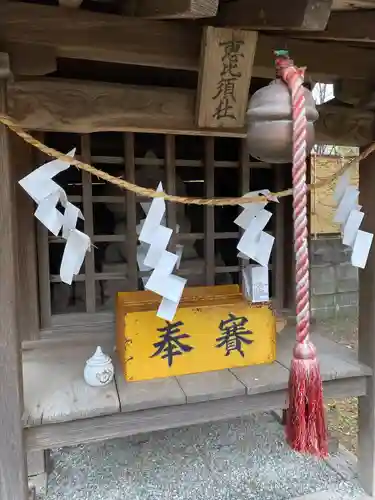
left=28, top=131, right=289, bottom=334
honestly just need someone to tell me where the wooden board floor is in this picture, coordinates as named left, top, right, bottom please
left=22, top=327, right=372, bottom=451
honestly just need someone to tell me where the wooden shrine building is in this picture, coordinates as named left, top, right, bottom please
left=2, top=0, right=375, bottom=498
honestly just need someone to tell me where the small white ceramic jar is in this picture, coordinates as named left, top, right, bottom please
left=84, top=346, right=114, bottom=387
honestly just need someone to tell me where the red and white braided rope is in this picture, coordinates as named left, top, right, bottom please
left=277, top=58, right=310, bottom=348
left=276, top=54, right=327, bottom=456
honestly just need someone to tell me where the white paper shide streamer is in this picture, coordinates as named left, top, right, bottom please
left=19, top=150, right=91, bottom=284
left=136, top=201, right=183, bottom=288
left=333, top=170, right=373, bottom=269
left=235, top=190, right=277, bottom=303
left=138, top=182, right=186, bottom=321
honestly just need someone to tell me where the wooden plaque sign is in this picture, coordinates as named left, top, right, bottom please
left=196, top=26, right=258, bottom=129
left=116, top=285, right=276, bottom=382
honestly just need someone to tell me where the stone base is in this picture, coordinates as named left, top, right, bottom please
left=311, top=237, right=358, bottom=320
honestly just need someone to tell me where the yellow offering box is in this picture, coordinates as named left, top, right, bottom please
left=116, top=285, right=276, bottom=382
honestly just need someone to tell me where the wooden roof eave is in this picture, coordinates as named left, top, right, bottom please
left=4, top=2, right=375, bottom=83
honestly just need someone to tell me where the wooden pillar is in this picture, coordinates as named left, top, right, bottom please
left=0, top=53, right=29, bottom=500
left=357, top=144, right=375, bottom=496
left=273, top=165, right=285, bottom=310
left=11, top=133, right=40, bottom=341
left=165, top=135, right=177, bottom=250
left=204, top=137, right=215, bottom=286
left=124, top=133, right=138, bottom=290
left=81, top=135, right=96, bottom=313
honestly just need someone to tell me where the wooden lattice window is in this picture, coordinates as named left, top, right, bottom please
left=34, top=131, right=286, bottom=331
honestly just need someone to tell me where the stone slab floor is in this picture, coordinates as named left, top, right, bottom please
left=37, top=412, right=371, bottom=500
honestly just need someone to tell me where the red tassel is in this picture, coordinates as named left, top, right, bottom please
left=286, top=341, right=328, bottom=457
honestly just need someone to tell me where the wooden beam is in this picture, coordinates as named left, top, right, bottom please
left=7, top=42, right=57, bottom=76
left=196, top=27, right=257, bottom=129
left=58, top=0, right=84, bottom=8
left=217, top=0, right=333, bottom=31
left=334, top=80, right=375, bottom=110
left=3, top=3, right=375, bottom=82
left=2, top=2, right=201, bottom=71
left=334, top=79, right=373, bottom=107
left=315, top=100, right=374, bottom=147
left=324, top=9, right=375, bottom=42
left=0, top=52, right=29, bottom=500
left=254, top=34, right=375, bottom=82
left=124, top=0, right=219, bottom=18
left=6, top=78, right=374, bottom=145
left=290, top=10, right=375, bottom=42
left=7, top=78, right=245, bottom=137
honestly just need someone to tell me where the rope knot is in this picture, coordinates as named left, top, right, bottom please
left=293, top=341, right=316, bottom=361
left=274, top=50, right=294, bottom=79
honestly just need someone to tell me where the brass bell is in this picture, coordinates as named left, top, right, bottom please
left=246, top=79, right=319, bottom=164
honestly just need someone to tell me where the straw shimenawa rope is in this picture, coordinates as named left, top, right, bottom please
left=0, top=113, right=374, bottom=206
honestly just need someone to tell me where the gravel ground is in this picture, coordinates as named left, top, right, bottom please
left=42, top=412, right=367, bottom=500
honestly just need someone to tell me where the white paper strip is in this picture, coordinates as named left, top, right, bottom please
left=237, top=231, right=259, bottom=263
left=19, top=149, right=76, bottom=204
left=243, top=264, right=269, bottom=303
left=146, top=252, right=185, bottom=300
left=333, top=186, right=359, bottom=225
left=139, top=183, right=165, bottom=244
left=157, top=297, right=180, bottom=322
left=140, top=200, right=167, bottom=227
left=143, top=225, right=173, bottom=268
left=333, top=169, right=350, bottom=204
left=248, top=209, right=272, bottom=235
left=241, top=266, right=252, bottom=300
left=175, top=244, right=184, bottom=270
left=19, top=148, right=91, bottom=285
left=237, top=188, right=276, bottom=301
left=235, top=192, right=275, bottom=268
left=34, top=190, right=64, bottom=236
left=342, top=210, right=364, bottom=248
left=351, top=230, right=373, bottom=269
left=137, top=207, right=184, bottom=288
left=60, top=229, right=92, bottom=285
left=137, top=183, right=187, bottom=320
left=253, top=232, right=275, bottom=268
left=333, top=172, right=373, bottom=270
left=238, top=251, right=250, bottom=261
left=234, top=201, right=265, bottom=229
left=251, top=265, right=270, bottom=302
left=136, top=241, right=152, bottom=287
left=238, top=233, right=274, bottom=268
left=61, top=200, right=84, bottom=240
left=234, top=206, right=261, bottom=230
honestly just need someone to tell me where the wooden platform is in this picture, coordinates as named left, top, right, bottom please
left=22, top=328, right=371, bottom=452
